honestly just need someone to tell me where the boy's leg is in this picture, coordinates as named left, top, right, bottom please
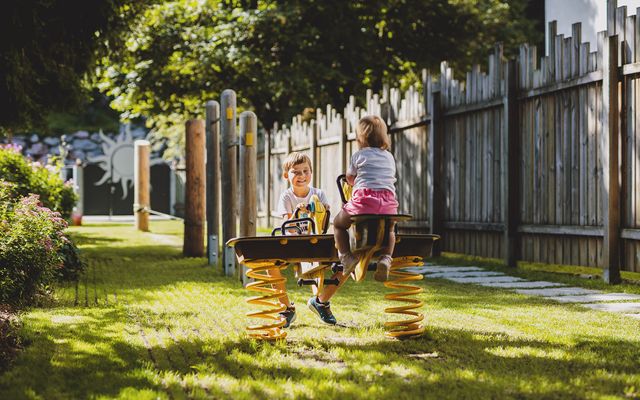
left=317, top=271, right=349, bottom=303
left=265, top=268, right=292, bottom=307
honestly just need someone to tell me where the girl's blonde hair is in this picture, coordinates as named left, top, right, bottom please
left=356, top=115, right=390, bottom=150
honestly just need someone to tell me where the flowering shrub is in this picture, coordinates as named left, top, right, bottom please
left=0, top=145, right=76, bottom=219
left=0, top=184, right=74, bottom=305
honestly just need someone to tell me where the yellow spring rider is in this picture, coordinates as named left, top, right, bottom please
left=227, top=177, right=439, bottom=340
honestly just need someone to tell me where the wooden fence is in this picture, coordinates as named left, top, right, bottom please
left=255, top=2, right=640, bottom=277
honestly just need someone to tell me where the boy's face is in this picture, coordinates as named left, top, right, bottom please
left=284, top=162, right=312, bottom=189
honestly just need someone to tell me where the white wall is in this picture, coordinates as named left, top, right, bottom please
left=545, top=0, right=640, bottom=55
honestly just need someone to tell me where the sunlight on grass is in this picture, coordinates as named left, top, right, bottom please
left=0, top=221, right=639, bottom=399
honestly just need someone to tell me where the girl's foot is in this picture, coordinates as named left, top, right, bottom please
left=374, top=255, right=393, bottom=282
left=339, top=252, right=359, bottom=276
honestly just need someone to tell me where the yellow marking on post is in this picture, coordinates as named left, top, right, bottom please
left=226, top=107, right=233, bottom=119
left=279, top=239, right=288, bottom=245
left=245, top=132, right=254, bottom=146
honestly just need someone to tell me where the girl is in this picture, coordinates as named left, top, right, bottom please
left=333, top=115, right=398, bottom=282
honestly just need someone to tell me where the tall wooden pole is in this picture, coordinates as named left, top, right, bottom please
left=220, top=90, right=237, bottom=276
left=239, top=111, right=257, bottom=283
left=601, top=35, right=621, bottom=284
left=205, top=100, right=221, bottom=266
left=134, top=140, right=150, bottom=232
left=503, top=60, right=520, bottom=267
left=428, top=80, right=444, bottom=256
left=184, top=119, right=206, bottom=257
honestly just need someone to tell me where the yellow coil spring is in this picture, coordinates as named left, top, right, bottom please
left=245, top=259, right=288, bottom=340
left=383, top=256, right=425, bottom=339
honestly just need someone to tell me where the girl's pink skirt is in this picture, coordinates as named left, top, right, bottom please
left=342, top=188, right=398, bottom=215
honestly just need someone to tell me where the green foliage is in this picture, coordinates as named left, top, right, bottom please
left=0, top=186, right=69, bottom=305
left=0, top=145, right=77, bottom=218
left=0, top=1, right=154, bottom=133
left=96, top=0, right=540, bottom=155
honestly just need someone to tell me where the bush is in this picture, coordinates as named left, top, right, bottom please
left=0, top=144, right=76, bottom=219
left=0, top=184, right=70, bottom=305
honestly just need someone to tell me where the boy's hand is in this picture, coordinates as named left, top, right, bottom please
left=295, top=202, right=307, bottom=210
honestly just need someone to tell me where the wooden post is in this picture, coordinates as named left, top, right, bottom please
left=220, top=90, right=237, bottom=275
left=264, top=129, right=272, bottom=228
left=239, top=111, right=257, bottom=283
left=503, top=60, right=520, bottom=267
left=601, top=35, right=622, bottom=283
left=311, top=120, right=318, bottom=187
left=71, top=160, right=84, bottom=226
left=183, top=120, right=206, bottom=257
left=134, top=140, right=150, bottom=232
left=428, top=83, right=444, bottom=255
left=205, top=100, right=221, bottom=266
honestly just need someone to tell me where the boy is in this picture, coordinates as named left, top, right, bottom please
left=272, top=152, right=350, bottom=327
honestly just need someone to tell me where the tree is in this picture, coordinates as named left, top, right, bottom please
left=0, top=1, right=152, bottom=134
left=96, top=0, right=540, bottom=153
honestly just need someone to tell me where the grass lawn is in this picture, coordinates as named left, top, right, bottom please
left=0, top=221, right=639, bottom=399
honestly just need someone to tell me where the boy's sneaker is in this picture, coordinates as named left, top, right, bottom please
left=279, top=304, right=296, bottom=328
left=374, top=255, right=393, bottom=282
left=307, top=297, right=337, bottom=325
left=339, top=252, right=359, bottom=276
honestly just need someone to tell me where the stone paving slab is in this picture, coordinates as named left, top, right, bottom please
left=418, top=266, right=484, bottom=274
left=547, top=293, right=640, bottom=303
left=515, top=287, right=602, bottom=297
left=479, top=281, right=566, bottom=288
left=447, top=276, right=525, bottom=284
left=426, top=271, right=504, bottom=279
left=582, top=302, right=640, bottom=313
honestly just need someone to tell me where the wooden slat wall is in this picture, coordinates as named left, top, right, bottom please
left=516, top=22, right=605, bottom=268
left=254, top=4, right=640, bottom=272
left=439, top=47, right=505, bottom=259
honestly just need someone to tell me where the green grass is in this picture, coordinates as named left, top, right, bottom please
left=1, top=221, right=639, bottom=399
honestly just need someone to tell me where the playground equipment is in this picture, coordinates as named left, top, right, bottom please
left=227, top=177, right=439, bottom=340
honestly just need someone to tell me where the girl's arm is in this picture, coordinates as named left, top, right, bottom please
left=346, top=173, right=356, bottom=186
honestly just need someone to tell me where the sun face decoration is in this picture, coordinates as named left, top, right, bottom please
left=90, top=130, right=136, bottom=199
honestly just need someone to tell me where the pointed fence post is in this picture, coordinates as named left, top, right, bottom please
left=134, top=140, right=150, bottom=232
left=206, top=100, right=221, bottom=267
left=184, top=119, right=206, bottom=257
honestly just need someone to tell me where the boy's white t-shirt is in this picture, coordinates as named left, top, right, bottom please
left=276, top=186, right=330, bottom=217
left=347, top=147, right=397, bottom=193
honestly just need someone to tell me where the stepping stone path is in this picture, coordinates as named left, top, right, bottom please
left=418, top=265, right=640, bottom=319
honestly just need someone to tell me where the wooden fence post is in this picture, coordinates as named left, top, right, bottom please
left=239, top=111, right=257, bottom=283
left=428, top=84, right=444, bottom=255
left=71, top=160, right=84, bottom=226
left=134, top=140, right=150, bottom=232
left=265, top=129, right=272, bottom=228
left=503, top=60, right=520, bottom=267
left=601, top=35, right=622, bottom=283
left=220, top=90, right=237, bottom=276
left=205, top=100, right=221, bottom=266
left=311, top=120, right=318, bottom=187
left=183, top=120, right=206, bottom=257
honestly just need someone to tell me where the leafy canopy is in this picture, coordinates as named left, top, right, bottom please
left=98, top=0, right=539, bottom=150
left=0, top=1, right=153, bottom=134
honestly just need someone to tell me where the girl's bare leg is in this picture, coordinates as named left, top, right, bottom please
left=333, top=209, right=352, bottom=255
